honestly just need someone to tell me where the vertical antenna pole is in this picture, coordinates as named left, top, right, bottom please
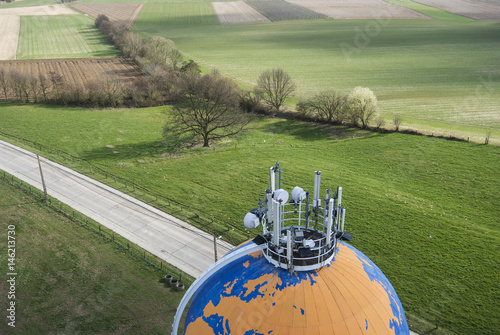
left=337, top=186, right=342, bottom=207
left=313, top=171, right=321, bottom=209
left=37, top=155, right=48, bottom=205
left=336, top=187, right=343, bottom=230
left=272, top=200, right=280, bottom=246
left=286, top=229, right=292, bottom=266
left=270, top=167, right=275, bottom=193
left=305, top=192, right=310, bottom=230
left=341, top=208, right=346, bottom=232
left=326, top=198, right=334, bottom=245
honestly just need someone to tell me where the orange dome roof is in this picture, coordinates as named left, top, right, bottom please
left=183, top=241, right=409, bottom=335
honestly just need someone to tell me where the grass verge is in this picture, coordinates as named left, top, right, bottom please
left=0, top=170, right=192, bottom=334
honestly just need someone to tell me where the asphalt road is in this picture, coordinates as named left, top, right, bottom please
left=0, top=139, right=233, bottom=278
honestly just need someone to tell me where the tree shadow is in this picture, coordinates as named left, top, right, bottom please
left=79, top=137, right=194, bottom=162
left=262, top=117, right=371, bottom=141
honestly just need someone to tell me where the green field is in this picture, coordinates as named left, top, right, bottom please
left=0, top=172, right=190, bottom=335
left=0, top=103, right=498, bottom=334
left=17, top=14, right=119, bottom=59
left=132, top=1, right=500, bottom=143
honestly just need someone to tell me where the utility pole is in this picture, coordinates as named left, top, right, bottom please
left=213, top=235, right=218, bottom=262
left=37, top=155, right=48, bottom=205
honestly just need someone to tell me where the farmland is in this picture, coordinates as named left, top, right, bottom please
left=0, top=15, right=19, bottom=60
left=212, top=1, right=270, bottom=25
left=0, top=58, right=143, bottom=99
left=287, top=0, right=430, bottom=19
left=17, top=14, right=119, bottom=59
left=414, top=0, right=500, bottom=20
left=247, top=0, right=327, bottom=21
left=70, top=3, right=144, bottom=27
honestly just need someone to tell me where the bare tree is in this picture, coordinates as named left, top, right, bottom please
left=374, top=117, right=385, bottom=130
left=0, top=69, right=9, bottom=100
left=347, top=86, right=378, bottom=129
left=393, top=114, right=402, bottom=131
left=29, top=75, right=39, bottom=102
left=9, top=70, right=30, bottom=102
left=164, top=74, right=248, bottom=147
left=297, top=90, right=347, bottom=123
left=255, top=68, right=295, bottom=114
left=120, top=31, right=145, bottom=58
left=38, top=73, right=50, bottom=102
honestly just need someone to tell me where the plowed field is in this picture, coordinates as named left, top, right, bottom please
left=212, top=1, right=270, bottom=24
left=70, top=3, right=144, bottom=27
left=413, top=0, right=500, bottom=20
left=0, top=58, right=143, bottom=99
left=286, top=0, right=430, bottom=19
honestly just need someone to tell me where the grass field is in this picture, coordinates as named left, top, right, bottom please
left=0, top=103, right=498, bottom=334
left=132, top=2, right=500, bottom=143
left=16, top=14, right=119, bottom=59
left=0, top=172, right=190, bottom=334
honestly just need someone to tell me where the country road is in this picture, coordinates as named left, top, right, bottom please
left=0, top=139, right=233, bottom=278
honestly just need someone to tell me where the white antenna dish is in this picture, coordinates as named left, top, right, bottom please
left=274, top=189, right=289, bottom=204
left=291, top=186, right=307, bottom=202
left=243, top=212, right=260, bottom=229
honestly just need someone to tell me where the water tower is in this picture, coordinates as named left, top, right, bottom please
left=172, top=162, right=409, bottom=335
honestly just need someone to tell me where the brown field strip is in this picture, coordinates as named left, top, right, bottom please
left=413, top=0, right=500, bottom=20
left=212, top=1, right=271, bottom=24
left=0, top=58, right=144, bottom=100
left=286, top=0, right=431, bottom=19
left=70, top=3, right=145, bottom=27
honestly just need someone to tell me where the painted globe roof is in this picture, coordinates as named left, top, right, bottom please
left=183, top=241, right=409, bottom=335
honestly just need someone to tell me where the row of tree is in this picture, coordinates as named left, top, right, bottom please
left=0, top=68, right=134, bottom=107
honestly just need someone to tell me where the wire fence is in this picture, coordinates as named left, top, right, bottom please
left=0, top=168, right=194, bottom=287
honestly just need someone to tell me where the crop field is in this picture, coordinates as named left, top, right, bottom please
left=414, top=0, right=500, bottom=20
left=247, top=0, right=327, bottom=21
left=0, top=4, right=79, bottom=60
left=134, top=2, right=219, bottom=33
left=0, top=4, right=77, bottom=15
left=212, top=1, right=270, bottom=25
left=70, top=3, right=144, bottom=28
left=0, top=104, right=498, bottom=335
left=287, top=0, right=430, bottom=19
left=17, top=14, right=119, bottom=59
left=0, top=15, right=19, bottom=60
left=0, top=58, right=143, bottom=99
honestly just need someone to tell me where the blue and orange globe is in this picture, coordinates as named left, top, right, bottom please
left=183, top=241, right=409, bottom=335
